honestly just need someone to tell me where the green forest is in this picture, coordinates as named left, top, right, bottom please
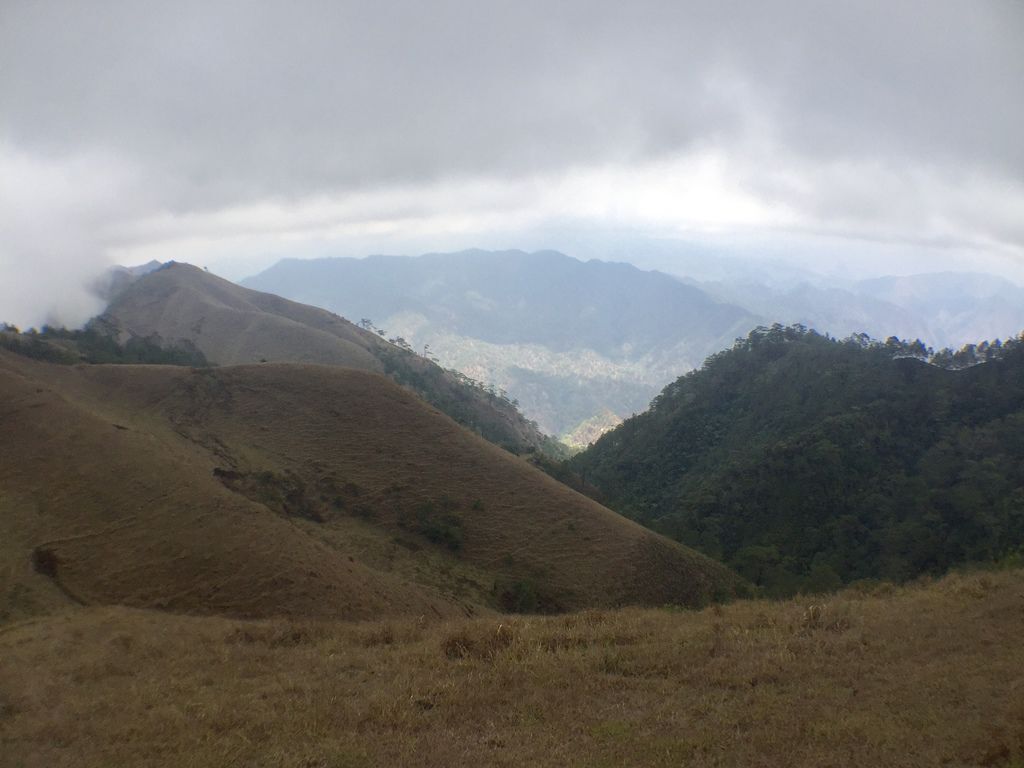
left=571, top=325, right=1024, bottom=595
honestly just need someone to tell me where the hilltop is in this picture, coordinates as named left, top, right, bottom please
left=570, top=325, right=1024, bottom=595
left=242, top=250, right=758, bottom=442
left=93, top=261, right=559, bottom=455
left=0, top=349, right=741, bottom=624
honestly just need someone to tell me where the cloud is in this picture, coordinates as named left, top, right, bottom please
left=0, top=143, right=143, bottom=327
left=0, top=0, right=1022, bottom=320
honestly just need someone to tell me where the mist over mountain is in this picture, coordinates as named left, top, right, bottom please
left=853, top=272, right=1024, bottom=346
left=243, top=250, right=758, bottom=440
left=244, top=249, right=1024, bottom=444
left=692, top=280, right=930, bottom=344
left=4, top=2, right=1023, bottom=764
left=694, top=270, right=1024, bottom=350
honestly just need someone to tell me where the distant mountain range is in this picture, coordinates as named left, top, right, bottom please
left=696, top=271, right=1024, bottom=350
left=3, top=254, right=1021, bottom=767
left=242, top=250, right=758, bottom=442
left=243, top=250, right=1024, bottom=446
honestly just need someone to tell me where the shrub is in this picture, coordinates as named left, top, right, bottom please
left=413, top=500, right=464, bottom=552
left=496, top=579, right=540, bottom=613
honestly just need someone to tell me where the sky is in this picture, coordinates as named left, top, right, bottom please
left=1, top=0, right=1023, bottom=327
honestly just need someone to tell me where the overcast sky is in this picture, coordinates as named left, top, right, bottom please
left=2, top=0, right=1023, bottom=327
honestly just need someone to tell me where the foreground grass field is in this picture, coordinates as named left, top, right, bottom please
left=3, top=568, right=1023, bottom=767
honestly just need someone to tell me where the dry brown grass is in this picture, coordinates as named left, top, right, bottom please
left=101, top=262, right=554, bottom=454
left=102, top=262, right=387, bottom=371
left=0, top=352, right=463, bottom=624
left=3, top=568, right=1023, bottom=767
left=0, top=349, right=739, bottom=624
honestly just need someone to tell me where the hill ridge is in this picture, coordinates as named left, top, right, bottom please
left=0, top=349, right=742, bottom=624
left=96, top=261, right=560, bottom=455
left=571, top=324, right=1024, bottom=595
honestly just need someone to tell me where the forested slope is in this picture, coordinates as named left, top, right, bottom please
left=572, top=326, right=1024, bottom=594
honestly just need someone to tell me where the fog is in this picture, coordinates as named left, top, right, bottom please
left=1, top=0, right=1022, bottom=327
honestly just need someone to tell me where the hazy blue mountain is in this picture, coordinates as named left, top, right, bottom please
left=853, top=272, right=1024, bottom=347
left=690, top=271, right=1024, bottom=350
left=244, top=251, right=1024, bottom=443
left=243, top=250, right=759, bottom=441
left=694, top=280, right=931, bottom=343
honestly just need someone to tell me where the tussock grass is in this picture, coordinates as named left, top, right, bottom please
left=3, top=568, right=1023, bottom=767
left=0, top=349, right=741, bottom=623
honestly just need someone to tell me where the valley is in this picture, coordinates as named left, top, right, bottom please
left=2, top=257, right=1022, bottom=768
left=241, top=250, right=758, bottom=442
left=243, top=251, right=1024, bottom=446
left=4, top=4, right=1021, bottom=765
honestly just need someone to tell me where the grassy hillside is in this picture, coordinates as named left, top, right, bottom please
left=0, top=353, right=462, bottom=624
left=571, top=325, right=1024, bottom=595
left=2, top=567, right=1021, bottom=767
left=96, top=261, right=560, bottom=456
left=0, top=350, right=740, bottom=624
